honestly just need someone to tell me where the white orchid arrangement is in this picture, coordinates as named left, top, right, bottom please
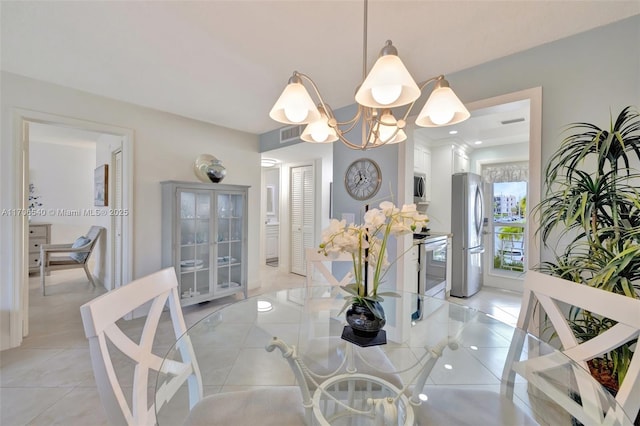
left=319, top=201, right=428, bottom=317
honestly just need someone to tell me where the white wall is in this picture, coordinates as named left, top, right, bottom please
left=29, top=140, right=97, bottom=243
left=1, top=72, right=260, bottom=350
left=264, top=168, right=279, bottom=221
left=470, top=142, right=529, bottom=174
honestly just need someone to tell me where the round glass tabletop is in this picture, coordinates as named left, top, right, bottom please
left=155, top=286, right=632, bottom=425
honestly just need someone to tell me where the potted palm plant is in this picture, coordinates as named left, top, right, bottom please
left=533, top=106, right=640, bottom=394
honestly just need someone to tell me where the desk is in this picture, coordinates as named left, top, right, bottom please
left=155, top=286, right=632, bottom=425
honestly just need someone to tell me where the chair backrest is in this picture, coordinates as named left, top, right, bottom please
left=86, top=225, right=104, bottom=243
left=80, top=267, right=202, bottom=425
left=509, top=270, right=640, bottom=422
left=305, top=247, right=354, bottom=287
left=80, top=226, right=104, bottom=262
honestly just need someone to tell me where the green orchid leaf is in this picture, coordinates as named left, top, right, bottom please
left=340, top=284, right=360, bottom=297
left=363, top=299, right=385, bottom=319
left=338, top=298, right=355, bottom=316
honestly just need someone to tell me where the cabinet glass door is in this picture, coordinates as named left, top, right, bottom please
left=178, top=189, right=212, bottom=301
left=215, top=192, right=244, bottom=294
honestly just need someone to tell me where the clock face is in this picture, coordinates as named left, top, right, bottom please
left=344, top=158, right=382, bottom=201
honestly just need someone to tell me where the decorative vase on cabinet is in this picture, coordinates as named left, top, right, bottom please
left=161, top=181, right=249, bottom=306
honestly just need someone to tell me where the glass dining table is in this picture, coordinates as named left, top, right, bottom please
left=154, top=286, right=633, bottom=425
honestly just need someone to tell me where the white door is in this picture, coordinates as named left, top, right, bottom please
left=112, top=148, right=123, bottom=289
left=290, top=165, right=314, bottom=275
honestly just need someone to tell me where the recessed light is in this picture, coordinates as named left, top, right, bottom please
left=261, top=158, right=278, bottom=167
left=444, top=364, right=453, bottom=370
left=474, top=140, right=482, bottom=145
left=449, top=130, right=458, bottom=135
left=470, top=345, right=478, bottom=351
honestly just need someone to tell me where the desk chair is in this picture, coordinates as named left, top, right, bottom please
left=40, top=225, right=104, bottom=295
left=502, top=270, right=640, bottom=425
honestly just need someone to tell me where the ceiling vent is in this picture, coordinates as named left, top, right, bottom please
left=280, top=125, right=303, bottom=143
left=501, top=117, right=526, bottom=125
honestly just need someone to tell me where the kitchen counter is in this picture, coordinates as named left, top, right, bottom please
left=413, top=231, right=451, bottom=244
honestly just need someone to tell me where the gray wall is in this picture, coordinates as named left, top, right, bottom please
left=330, top=104, right=401, bottom=305
left=445, top=14, right=639, bottom=177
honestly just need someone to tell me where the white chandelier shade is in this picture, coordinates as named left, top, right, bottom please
left=368, top=110, right=407, bottom=145
left=269, top=78, right=320, bottom=125
left=415, top=81, right=471, bottom=127
left=300, top=106, right=339, bottom=143
left=269, top=0, right=470, bottom=150
left=355, top=41, right=421, bottom=109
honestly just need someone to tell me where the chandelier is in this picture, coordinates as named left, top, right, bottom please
left=269, top=0, right=470, bottom=150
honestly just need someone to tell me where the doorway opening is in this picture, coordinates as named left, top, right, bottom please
left=411, top=87, right=541, bottom=293
left=264, top=167, right=280, bottom=268
left=259, top=142, right=333, bottom=277
left=10, top=109, right=134, bottom=346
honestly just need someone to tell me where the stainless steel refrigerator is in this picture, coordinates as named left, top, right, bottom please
left=450, top=172, right=484, bottom=297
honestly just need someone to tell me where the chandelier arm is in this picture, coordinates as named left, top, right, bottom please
left=334, top=108, right=370, bottom=149
left=336, top=131, right=368, bottom=150
left=370, top=109, right=404, bottom=146
left=328, top=105, right=364, bottom=145
left=293, top=71, right=334, bottom=120
left=399, top=75, right=444, bottom=122
left=333, top=106, right=364, bottom=129
left=363, top=112, right=374, bottom=149
left=295, top=71, right=364, bottom=138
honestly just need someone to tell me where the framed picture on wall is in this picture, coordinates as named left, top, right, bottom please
left=94, top=164, right=108, bottom=206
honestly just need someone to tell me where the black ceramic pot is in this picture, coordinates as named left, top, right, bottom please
left=346, top=302, right=386, bottom=337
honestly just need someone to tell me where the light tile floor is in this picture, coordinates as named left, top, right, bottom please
left=0, top=267, right=521, bottom=425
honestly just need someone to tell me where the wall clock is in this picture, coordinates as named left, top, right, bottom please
left=344, top=158, right=382, bottom=201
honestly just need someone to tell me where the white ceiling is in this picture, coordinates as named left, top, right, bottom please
left=2, top=1, right=639, bottom=136
left=415, top=98, right=530, bottom=150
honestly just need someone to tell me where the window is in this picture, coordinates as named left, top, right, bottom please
left=482, top=163, right=528, bottom=275
left=492, top=181, right=526, bottom=272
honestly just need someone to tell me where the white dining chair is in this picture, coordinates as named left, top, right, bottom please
left=80, top=267, right=202, bottom=425
left=81, top=267, right=306, bottom=426
left=502, top=270, right=640, bottom=425
left=305, top=247, right=354, bottom=287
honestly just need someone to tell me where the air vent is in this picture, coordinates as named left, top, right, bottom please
left=501, top=117, right=525, bottom=125
left=280, top=125, right=302, bottom=143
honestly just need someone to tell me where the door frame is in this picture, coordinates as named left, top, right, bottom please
left=277, top=160, right=319, bottom=275
left=10, top=108, right=134, bottom=346
left=466, top=87, right=542, bottom=289
left=111, top=147, right=124, bottom=290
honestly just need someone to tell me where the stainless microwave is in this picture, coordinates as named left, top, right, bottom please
left=413, top=173, right=426, bottom=203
